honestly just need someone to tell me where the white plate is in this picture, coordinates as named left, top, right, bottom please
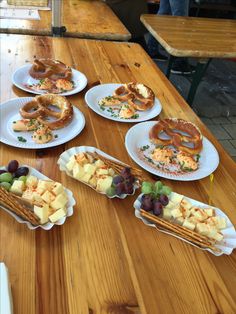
left=85, top=83, right=162, bottom=122
left=0, top=97, right=85, bottom=149
left=12, top=64, right=87, bottom=96
left=57, top=146, right=139, bottom=199
left=134, top=193, right=236, bottom=256
left=0, top=166, right=75, bottom=230
left=125, top=121, right=219, bottom=181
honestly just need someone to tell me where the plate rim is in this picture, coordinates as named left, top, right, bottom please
left=125, top=120, right=220, bottom=181
left=12, top=64, right=88, bottom=96
left=84, top=83, right=162, bottom=123
left=0, top=97, right=86, bottom=149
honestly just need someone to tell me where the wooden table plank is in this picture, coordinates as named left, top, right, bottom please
left=0, top=0, right=131, bottom=41
left=0, top=34, right=236, bottom=314
left=141, top=14, right=236, bottom=58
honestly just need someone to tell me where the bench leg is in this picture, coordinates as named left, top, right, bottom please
left=187, top=58, right=211, bottom=106
left=166, top=55, right=175, bottom=79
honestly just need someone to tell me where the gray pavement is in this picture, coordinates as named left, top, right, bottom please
left=154, top=56, right=236, bottom=162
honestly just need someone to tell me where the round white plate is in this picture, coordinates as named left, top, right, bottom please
left=125, top=121, right=219, bottom=181
left=85, top=83, right=162, bottom=122
left=134, top=193, right=236, bottom=256
left=0, top=165, right=75, bottom=230
left=12, top=64, right=87, bottom=96
left=0, top=97, right=85, bottom=149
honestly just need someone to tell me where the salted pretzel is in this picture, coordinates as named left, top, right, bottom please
left=29, top=59, right=72, bottom=81
left=20, top=94, right=73, bottom=130
left=113, top=83, right=155, bottom=111
left=149, top=118, right=203, bottom=155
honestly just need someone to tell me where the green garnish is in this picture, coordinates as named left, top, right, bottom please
left=54, top=134, right=58, bottom=138
left=17, top=136, right=27, bottom=143
left=140, top=145, right=150, bottom=151
left=131, top=114, right=139, bottom=119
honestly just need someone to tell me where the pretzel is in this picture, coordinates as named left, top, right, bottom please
left=20, top=94, right=73, bottom=130
left=149, top=118, right=203, bottom=155
left=113, top=82, right=155, bottom=111
left=29, top=59, right=72, bottom=81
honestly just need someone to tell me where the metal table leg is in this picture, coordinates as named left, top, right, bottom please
left=166, top=55, right=175, bottom=79
left=187, top=58, right=211, bottom=106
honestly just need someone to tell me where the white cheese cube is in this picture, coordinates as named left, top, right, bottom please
left=26, top=175, right=38, bottom=188
left=32, top=192, right=43, bottom=203
left=22, top=188, right=34, bottom=201
left=180, top=199, right=192, bottom=210
left=175, top=217, right=184, bottom=225
left=193, top=208, right=208, bottom=221
left=41, top=190, right=55, bottom=204
left=80, top=173, right=92, bottom=183
left=108, top=168, right=115, bottom=176
left=94, top=159, right=105, bottom=168
left=183, top=219, right=195, bottom=231
left=211, top=232, right=224, bottom=242
left=96, top=167, right=109, bottom=176
left=37, top=180, right=54, bottom=192
left=66, top=156, right=76, bottom=172
left=162, top=208, right=172, bottom=220
left=207, top=216, right=227, bottom=230
left=196, top=223, right=209, bottom=236
left=73, top=163, right=85, bottom=180
left=96, top=176, right=113, bottom=192
left=49, top=208, right=66, bottom=223
left=171, top=207, right=183, bottom=219
left=83, top=164, right=96, bottom=176
left=50, top=193, right=68, bottom=210
left=10, top=180, right=25, bottom=195
left=52, top=182, right=64, bottom=196
left=34, top=204, right=49, bottom=224
left=204, top=207, right=214, bottom=217
left=89, top=176, right=97, bottom=188
left=165, top=200, right=175, bottom=209
left=75, top=153, right=89, bottom=166
left=170, top=192, right=183, bottom=204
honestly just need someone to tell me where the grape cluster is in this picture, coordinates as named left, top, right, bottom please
left=0, top=160, right=29, bottom=191
left=140, top=181, right=172, bottom=216
left=106, top=167, right=135, bottom=197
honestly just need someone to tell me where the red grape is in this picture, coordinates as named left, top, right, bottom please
left=141, top=195, right=153, bottom=211
left=120, top=167, right=131, bottom=179
left=113, top=175, right=124, bottom=185
left=14, top=166, right=29, bottom=178
left=7, top=160, right=19, bottom=173
left=153, top=200, right=163, bottom=216
left=159, top=194, right=169, bottom=206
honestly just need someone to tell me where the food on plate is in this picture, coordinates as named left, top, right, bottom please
left=0, top=160, right=69, bottom=225
left=139, top=180, right=227, bottom=244
left=149, top=118, right=203, bottom=155
left=98, top=82, right=155, bottom=119
left=12, top=94, right=73, bottom=145
left=29, top=59, right=72, bottom=81
left=138, top=118, right=203, bottom=174
left=27, top=59, right=74, bottom=93
left=65, top=151, right=139, bottom=197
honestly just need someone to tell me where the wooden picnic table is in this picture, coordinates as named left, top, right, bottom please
left=141, top=14, right=236, bottom=105
left=0, top=0, right=131, bottom=41
left=0, top=34, right=236, bottom=314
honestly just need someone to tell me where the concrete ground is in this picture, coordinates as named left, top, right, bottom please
left=154, top=56, right=236, bottom=162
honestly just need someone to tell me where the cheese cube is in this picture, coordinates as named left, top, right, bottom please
left=207, top=216, right=227, bottom=230
left=165, top=200, right=175, bottom=210
left=211, top=232, right=224, bottom=242
left=73, top=163, right=85, bottom=180
left=41, top=190, right=55, bottom=204
left=96, top=167, right=109, bottom=176
left=170, top=192, right=183, bottom=204
left=37, top=180, right=54, bottom=192
left=75, top=153, right=89, bottom=166
left=180, top=199, right=192, bottom=210
left=34, top=204, right=49, bottom=224
left=108, top=168, right=115, bottom=176
left=171, top=207, right=183, bottom=219
left=80, top=173, right=92, bottom=183
left=49, top=208, right=66, bottom=223
left=183, top=219, right=195, bottom=231
left=22, top=188, right=34, bottom=201
left=52, top=182, right=64, bottom=196
left=175, top=217, right=184, bottom=225
left=89, top=176, right=97, bottom=188
left=32, top=192, right=43, bottom=203
left=180, top=206, right=191, bottom=218
left=50, top=193, right=68, bottom=210
left=66, top=156, right=76, bottom=172
left=204, top=207, right=214, bottom=217
left=10, top=180, right=25, bottom=195
left=196, top=223, right=209, bottom=236
left=84, top=164, right=96, bottom=176
left=162, top=208, right=172, bottom=220
left=193, top=208, right=208, bottom=221
left=94, top=159, right=105, bottom=168
left=206, top=227, right=219, bottom=239
left=96, top=176, right=113, bottom=192
left=26, top=175, right=38, bottom=188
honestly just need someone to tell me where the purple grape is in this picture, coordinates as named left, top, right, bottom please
left=126, top=175, right=135, bottom=185
left=124, top=182, right=134, bottom=194
left=14, top=166, right=29, bottom=178
left=7, top=160, right=19, bottom=173
left=120, top=167, right=131, bottom=179
left=141, top=195, right=153, bottom=211
left=115, top=182, right=125, bottom=195
left=159, top=194, right=169, bottom=206
left=153, top=200, right=163, bottom=216
left=113, top=175, right=124, bottom=185
left=0, top=169, right=7, bottom=175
